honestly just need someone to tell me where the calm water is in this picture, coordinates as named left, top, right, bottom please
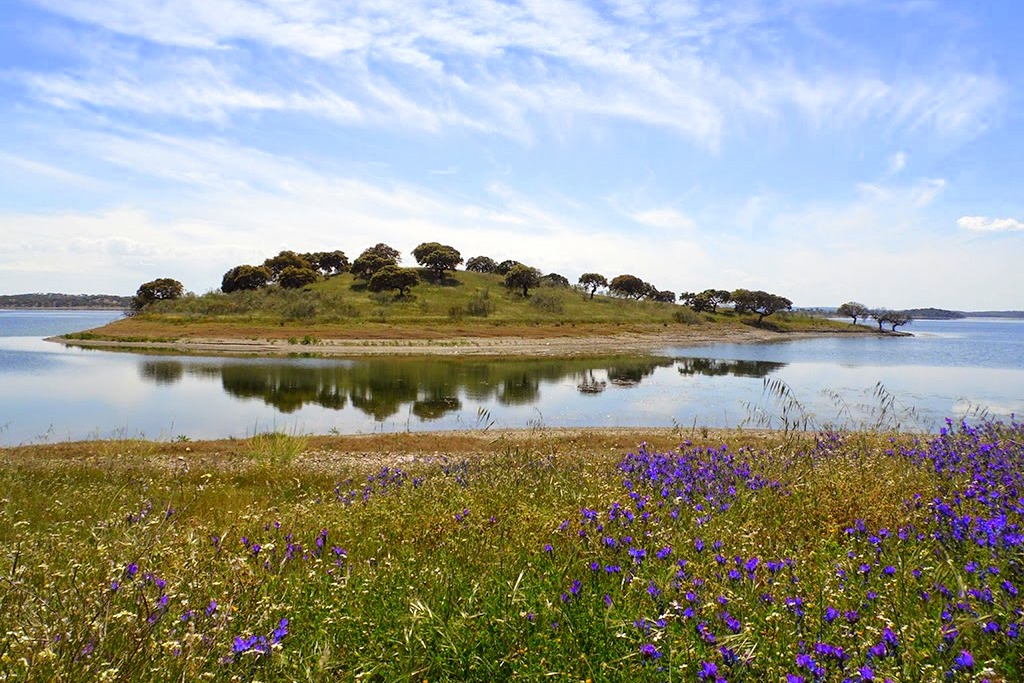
left=1, top=310, right=1022, bottom=444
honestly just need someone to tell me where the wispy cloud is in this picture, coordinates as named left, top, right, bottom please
left=957, top=216, right=1024, bottom=233
left=16, top=0, right=1004, bottom=145
left=885, top=151, right=907, bottom=176
left=630, top=208, right=698, bottom=231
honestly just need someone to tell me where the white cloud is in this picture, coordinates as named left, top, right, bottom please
left=957, top=216, right=1024, bottom=233
left=630, top=208, right=698, bottom=231
left=0, top=152, right=100, bottom=187
left=886, top=151, right=906, bottom=176
left=16, top=0, right=1004, bottom=145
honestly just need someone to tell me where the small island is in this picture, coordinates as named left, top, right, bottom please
left=51, top=242, right=900, bottom=357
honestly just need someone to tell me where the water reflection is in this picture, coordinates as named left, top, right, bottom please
left=676, top=357, right=786, bottom=378
left=138, top=356, right=680, bottom=420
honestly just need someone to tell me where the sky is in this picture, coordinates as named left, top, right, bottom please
left=1, top=0, right=1022, bottom=310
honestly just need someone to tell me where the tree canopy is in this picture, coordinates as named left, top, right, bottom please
left=731, top=289, right=793, bottom=323
left=495, top=260, right=523, bottom=276
left=303, top=250, right=349, bottom=277
left=412, top=242, right=463, bottom=280
left=132, top=278, right=184, bottom=311
left=541, top=272, right=570, bottom=288
left=681, top=289, right=732, bottom=313
left=503, top=264, right=542, bottom=297
left=351, top=244, right=400, bottom=281
left=578, top=273, right=607, bottom=299
left=279, top=266, right=320, bottom=289
left=367, top=265, right=419, bottom=296
left=263, top=251, right=311, bottom=280
left=465, top=256, right=498, bottom=273
left=609, top=274, right=647, bottom=299
left=221, top=264, right=271, bottom=293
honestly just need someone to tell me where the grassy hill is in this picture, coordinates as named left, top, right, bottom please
left=74, top=269, right=865, bottom=342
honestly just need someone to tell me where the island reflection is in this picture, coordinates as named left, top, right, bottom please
left=138, top=354, right=787, bottom=421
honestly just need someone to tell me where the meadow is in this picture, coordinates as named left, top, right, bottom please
left=1, top=423, right=1021, bottom=681
left=69, top=270, right=861, bottom=343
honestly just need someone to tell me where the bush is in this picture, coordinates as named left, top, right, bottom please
left=673, top=307, right=701, bottom=324
left=466, top=289, right=495, bottom=317
left=528, top=290, right=565, bottom=314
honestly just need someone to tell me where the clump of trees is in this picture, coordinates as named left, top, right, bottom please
left=871, top=309, right=912, bottom=332
left=221, top=249, right=350, bottom=293
left=730, top=289, right=793, bottom=323
left=352, top=244, right=400, bottom=281
left=680, top=289, right=732, bottom=313
left=837, top=301, right=911, bottom=331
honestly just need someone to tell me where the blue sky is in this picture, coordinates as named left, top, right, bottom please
left=1, top=0, right=1022, bottom=309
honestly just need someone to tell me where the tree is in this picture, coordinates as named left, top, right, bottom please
left=578, top=273, right=608, bottom=299
left=837, top=301, right=870, bottom=325
left=221, top=264, right=271, bottom=293
left=132, top=278, right=183, bottom=311
left=278, top=266, right=320, bottom=289
left=351, top=244, right=400, bottom=281
left=465, top=256, right=498, bottom=273
left=682, top=289, right=731, bottom=313
left=503, top=264, right=542, bottom=297
left=541, top=272, right=570, bottom=288
left=412, top=242, right=463, bottom=280
left=609, top=274, right=647, bottom=299
left=495, top=260, right=523, bottom=276
left=263, top=251, right=311, bottom=280
left=650, top=289, right=677, bottom=303
left=886, top=311, right=912, bottom=332
left=367, top=265, right=419, bottom=296
left=731, top=289, right=793, bottom=323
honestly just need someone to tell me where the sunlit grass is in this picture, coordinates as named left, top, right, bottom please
left=2, top=423, right=1020, bottom=681
left=73, top=270, right=864, bottom=342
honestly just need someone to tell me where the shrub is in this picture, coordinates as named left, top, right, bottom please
left=466, top=289, right=495, bottom=317
left=528, top=290, right=565, bottom=314
left=673, top=307, right=701, bottom=324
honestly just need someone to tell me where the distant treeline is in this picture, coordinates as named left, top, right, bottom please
left=0, top=293, right=132, bottom=309
left=895, top=308, right=1024, bottom=320
left=802, top=306, right=1024, bottom=320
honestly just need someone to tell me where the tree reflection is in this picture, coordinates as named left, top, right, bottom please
left=675, top=357, right=786, bottom=378
left=134, top=355, right=678, bottom=421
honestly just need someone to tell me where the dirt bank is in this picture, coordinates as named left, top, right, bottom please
left=47, top=326, right=872, bottom=358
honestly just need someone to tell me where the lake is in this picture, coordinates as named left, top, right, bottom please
left=1, top=310, right=1022, bottom=444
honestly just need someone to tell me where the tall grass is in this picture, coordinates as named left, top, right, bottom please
left=2, top=421, right=1021, bottom=680
left=107, top=271, right=851, bottom=336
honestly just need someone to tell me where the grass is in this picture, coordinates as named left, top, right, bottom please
left=71, top=271, right=867, bottom=342
left=1, top=422, right=1021, bottom=681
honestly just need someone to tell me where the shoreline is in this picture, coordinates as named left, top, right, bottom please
left=46, top=326, right=894, bottom=358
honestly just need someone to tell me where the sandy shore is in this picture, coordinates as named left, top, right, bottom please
left=46, top=326, right=860, bottom=357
